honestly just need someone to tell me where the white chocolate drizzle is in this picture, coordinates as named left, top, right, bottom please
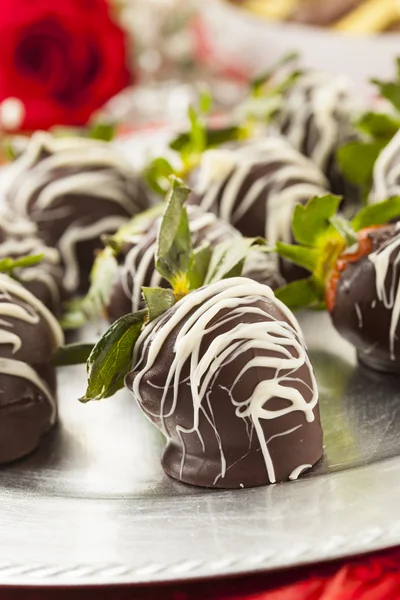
left=131, top=277, right=318, bottom=484
left=0, top=274, right=64, bottom=423
left=289, top=464, right=312, bottom=481
left=369, top=227, right=400, bottom=360
left=59, top=216, right=128, bottom=293
left=370, top=129, right=400, bottom=203
left=355, top=303, right=363, bottom=329
left=193, top=138, right=328, bottom=246
left=8, top=132, right=147, bottom=293
left=0, top=211, right=37, bottom=237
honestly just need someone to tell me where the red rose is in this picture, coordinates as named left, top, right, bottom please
left=0, top=0, right=133, bottom=131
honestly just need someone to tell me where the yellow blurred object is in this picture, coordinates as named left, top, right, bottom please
left=243, top=0, right=302, bottom=20
left=332, top=0, right=400, bottom=33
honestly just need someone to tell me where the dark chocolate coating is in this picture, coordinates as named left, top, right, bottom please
left=0, top=277, right=60, bottom=464
left=19, top=277, right=63, bottom=316
left=126, top=280, right=323, bottom=488
left=0, top=368, right=56, bottom=464
left=331, top=225, right=400, bottom=373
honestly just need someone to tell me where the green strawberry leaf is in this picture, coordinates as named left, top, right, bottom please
left=143, top=157, right=177, bottom=196
left=169, top=125, right=240, bottom=153
left=199, top=88, right=212, bottom=115
left=352, top=196, right=400, bottom=231
left=81, top=310, right=146, bottom=402
left=329, top=215, right=358, bottom=247
left=168, top=88, right=241, bottom=170
left=185, top=88, right=212, bottom=156
left=356, top=112, right=400, bottom=139
left=188, top=104, right=206, bottom=156
left=276, top=242, right=318, bottom=272
left=169, top=131, right=198, bottom=152
left=155, top=177, right=192, bottom=291
left=337, top=140, right=386, bottom=189
left=370, top=59, right=400, bottom=112
left=52, top=343, right=95, bottom=366
left=240, top=69, right=302, bottom=127
left=188, top=242, right=213, bottom=290
left=142, top=287, right=175, bottom=322
left=3, top=137, right=18, bottom=160
left=275, top=278, right=320, bottom=311
left=292, top=195, right=342, bottom=246
left=205, top=237, right=267, bottom=284
left=88, top=120, right=116, bottom=142
left=0, top=254, right=44, bottom=273
left=371, top=78, right=400, bottom=112
left=101, top=236, right=121, bottom=254
left=266, top=69, right=303, bottom=98
left=277, top=196, right=352, bottom=299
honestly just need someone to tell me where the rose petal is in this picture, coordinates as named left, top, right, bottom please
left=0, top=0, right=133, bottom=130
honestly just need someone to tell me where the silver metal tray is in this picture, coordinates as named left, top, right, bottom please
left=1, top=311, right=400, bottom=587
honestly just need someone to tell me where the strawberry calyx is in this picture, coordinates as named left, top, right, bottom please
left=275, top=195, right=400, bottom=312
left=325, top=226, right=383, bottom=312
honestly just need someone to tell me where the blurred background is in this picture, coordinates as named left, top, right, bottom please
left=0, top=0, right=399, bottom=138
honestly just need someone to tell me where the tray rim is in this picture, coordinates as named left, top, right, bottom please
left=2, top=453, right=400, bottom=587
left=0, top=524, right=397, bottom=586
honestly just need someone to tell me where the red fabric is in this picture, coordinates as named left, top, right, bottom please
left=1, top=547, right=400, bottom=599
left=0, top=0, right=132, bottom=131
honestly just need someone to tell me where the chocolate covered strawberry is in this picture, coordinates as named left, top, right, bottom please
left=276, top=194, right=400, bottom=373
left=56, top=178, right=324, bottom=489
